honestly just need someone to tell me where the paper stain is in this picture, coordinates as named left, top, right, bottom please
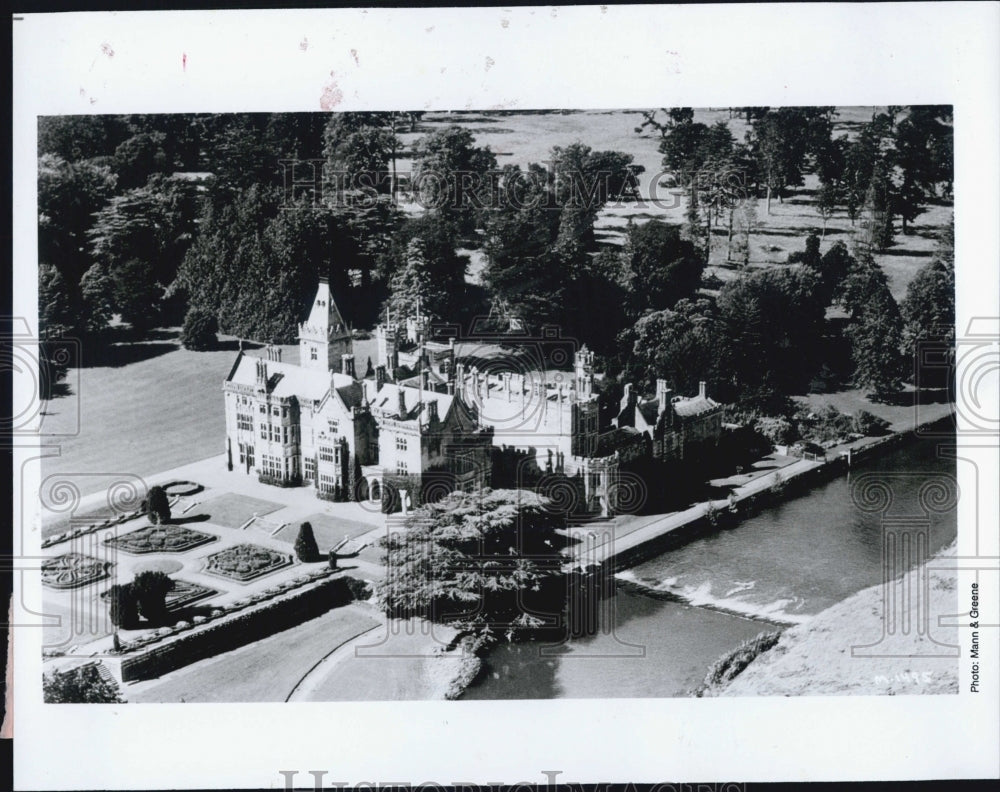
left=350, top=48, right=359, bottom=66
left=320, top=71, right=343, bottom=110
left=299, top=38, right=309, bottom=51
left=485, top=56, right=495, bottom=72
left=500, top=19, right=509, bottom=29
left=100, top=42, right=114, bottom=57
left=182, top=53, right=187, bottom=71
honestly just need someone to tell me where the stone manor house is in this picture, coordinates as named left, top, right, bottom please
left=223, top=280, right=723, bottom=515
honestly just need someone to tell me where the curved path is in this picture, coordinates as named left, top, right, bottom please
left=285, top=622, right=382, bottom=702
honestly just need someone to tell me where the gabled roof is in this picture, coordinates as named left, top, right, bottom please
left=334, top=381, right=365, bottom=410
left=372, top=382, right=456, bottom=425
left=672, top=395, right=720, bottom=418
left=636, top=399, right=661, bottom=427
left=595, top=426, right=643, bottom=456
left=226, top=354, right=353, bottom=404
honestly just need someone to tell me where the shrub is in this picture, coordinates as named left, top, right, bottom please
left=755, top=416, right=796, bottom=446
left=131, top=570, right=175, bottom=623
left=853, top=409, right=891, bottom=436
left=145, top=485, right=171, bottom=524
left=294, top=521, right=321, bottom=562
left=703, top=630, right=782, bottom=689
left=108, top=583, right=138, bottom=629
left=43, top=664, right=125, bottom=703
left=180, top=307, right=218, bottom=351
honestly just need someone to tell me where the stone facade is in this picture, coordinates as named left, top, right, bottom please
left=614, top=379, right=724, bottom=462
left=225, top=281, right=712, bottom=517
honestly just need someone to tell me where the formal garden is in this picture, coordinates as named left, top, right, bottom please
left=105, top=524, right=217, bottom=554
left=203, top=543, right=294, bottom=583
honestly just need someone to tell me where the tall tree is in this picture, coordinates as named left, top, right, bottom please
left=412, top=126, right=497, bottom=237
left=549, top=143, right=641, bottom=252
left=839, top=253, right=906, bottom=399
left=375, top=489, right=564, bottom=638
left=716, top=266, right=827, bottom=405
left=901, top=217, right=955, bottom=386
left=842, top=110, right=895, bottom=225
left=323, top=114, right=400, bottom=197
left=855, top=162, right=895, bottom=253
left=38, top=154, right=118, bottom=285
left=892, top=106, right=954, bottom=233
left=747, top=107, right=832, bottom=214
left=616, top=219, right=703, bottom=318
left=622, top=297, right=718, bottom=395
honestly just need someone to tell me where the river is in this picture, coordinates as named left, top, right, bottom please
left=462, top=435, right=958, bottom=699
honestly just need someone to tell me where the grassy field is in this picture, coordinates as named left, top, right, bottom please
left=273, top=512, right=378, bottom=552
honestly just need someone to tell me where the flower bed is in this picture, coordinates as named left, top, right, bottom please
left=42, top=553, right=113, bottom=589
left=161, top=480, right=204, bottom=498
left=105, top=524, right=217, bottom=555
left=203, top=543, right=293, bottom=582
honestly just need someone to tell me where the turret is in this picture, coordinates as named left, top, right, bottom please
left=298, top=277, right=353, bottom=372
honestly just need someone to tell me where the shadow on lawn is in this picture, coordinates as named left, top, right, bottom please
left=82, top=341, right=179, bottom=368
left=878, top=247, right=935, bottom=258
left=168, top=514, right=212, bottom=525
left=879, top=388, right=953, bottom=408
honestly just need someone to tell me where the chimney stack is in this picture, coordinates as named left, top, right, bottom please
left=398, top=387, right=407, bottom=418
left=375, top=364, right=387, bottom=390
left=656, top=379, right=672, bottom=406
left=699, top=380, right=707, bottom=399
left=342, top=354, right=356, bottom=379
left=421, top=368, right=430, bottom=391
left=621, top=383, right=636, bottom=411
left=426, top=399, right=439, bottom=423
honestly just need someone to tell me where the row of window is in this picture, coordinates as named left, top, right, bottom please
left=258, top=404, right=289, bottom=418
left=261, top=454, right=298, bottom=478
left=238, top=442, right=255, bottom=468
left=260, top=423, right=299, bottom=444
left=236, top=413, right=253, bottom=432
left=318, top=445, right=341, bottom=464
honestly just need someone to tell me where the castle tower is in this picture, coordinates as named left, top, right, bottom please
left=574, top=346, right=595, bottom=398
left=298, top=277, right=353, bottom=374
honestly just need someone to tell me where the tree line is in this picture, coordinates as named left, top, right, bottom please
left=38, top=108, right=953, bottom=413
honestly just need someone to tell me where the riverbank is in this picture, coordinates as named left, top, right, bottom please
left=702, top=541, right=959, bottom=696
left=570, top=409, right=957, bottom=575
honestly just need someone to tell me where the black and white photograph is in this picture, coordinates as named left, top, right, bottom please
left=10, top=4, right=1000, bottom=789
left=34, top=104, right=962, bottom=703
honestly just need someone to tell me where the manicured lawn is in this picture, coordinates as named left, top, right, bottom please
left=40, top=331, right=244, bottom=498
left=301, top=618, right=457, bottom=701
left=42, top=507, right=148, bottom=540
left=129, top=603, right=378, bottom=702
left=274, top=512, right=378, bottom=553
left=795, top=385, right=954, bottom=434
left=197, top=493, right=283, bottom=530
